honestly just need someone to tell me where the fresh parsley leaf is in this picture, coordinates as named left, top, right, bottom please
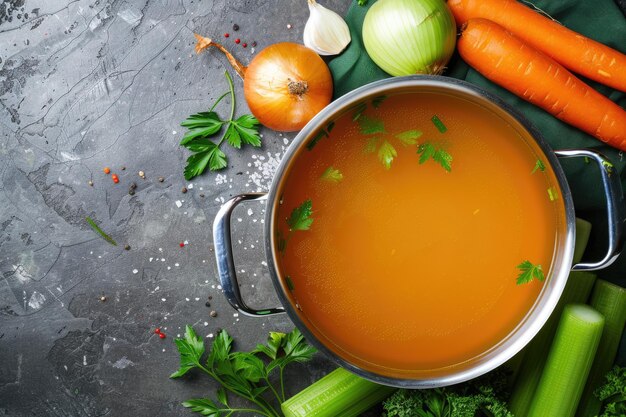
left=433, top=149, right=453, bottom=173
left=232, top=352, right=267, bottom=383
left=181, top=398, right=223, bottom=416
left=180, top=112, right=224, bottom=145
left=372, top=95, right=386, bottom=108
left=180, top=72, right=261, bottom=179
left=418, top=143, right=436, bottom=164
left=306, top=121, right=335, bottom=150
left=417, top=143, right=452, bottom=172
left=516, top=261, right=545, bottom=285
left=170, top=325, right=205, bottom=378
left=532, top=159, right=546, bottom=174
left=358, top=115, right=386, bottom=135
left=321, top=166, right=343, bottom=182
left=395, top=130, right=422, bottom=145
left=547, top=187, right=559, bottom=201
left=85, top=217, right=117, bottom=246
left=207, top=329, right=233, bottom=368
left=364, top=136, right=381, bottom=154
left=183, top=144, right=227, bottom=180
left=378, top=141, right=397, bottom=169
left=287, top=200, right=313, bottom=231
left=352, top=102, right=367, bottom=121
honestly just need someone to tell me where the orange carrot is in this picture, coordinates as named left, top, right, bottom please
left=448, top=0, right=626, bottom=92
left=458, top=19, right=626, bottom=151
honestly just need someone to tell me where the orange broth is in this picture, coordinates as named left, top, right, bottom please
left=274, top=92, right=564, bottom=374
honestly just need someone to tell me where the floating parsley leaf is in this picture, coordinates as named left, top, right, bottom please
left=306, top=121, right=335, bottom=151
left=532, top=159, right=546, bottom=174
left=431, top=115, right=448, bottom=133
left=320, top=166, right=343, bottom=182
left=378, top=141, right=397, bottom=169
left=288, top=200, right=313, bottom=231
left=86, top=217, right=117, bottom=246
left=352, top=102, right=367, bottom=121
left=364, top=136, right=381, bottom=154
left=418, top=143, right=453, bottom=172
left=372, top=95, right=386, bottom=108
left=180, top=72, right=261, bottom=179
left=358, top=115, right=386, bottom=135
left=285, top=276, right=295, bottom=291
left=516, top=261, right=545, bottom=285
left=395, top=130, right=422, bottom=145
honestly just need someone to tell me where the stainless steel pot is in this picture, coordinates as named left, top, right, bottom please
left=213, top=76, right=625, bottom=388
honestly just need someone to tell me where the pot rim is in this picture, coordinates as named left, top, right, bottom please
left=264, top=75, right=576, bottom=388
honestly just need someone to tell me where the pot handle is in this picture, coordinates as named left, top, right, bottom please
left=213, top=193, right=285, bottom=317
left=555, top=149, right=626, bottom=271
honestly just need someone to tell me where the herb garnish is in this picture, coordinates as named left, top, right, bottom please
left=359, top=116, right=423, bottom=169
left=278, top=200, right=314, bottom=254
left=431, top=115, right=448, bottom=133
left=321, top=166, right=343, bottom=182
left=180, top=71, right=261, bottom=179
left=532, top=160, right=546, bottom=174
left=417, top=143, right=453, bottom=172
left=516, top=261, right=545, bottom=285
left=86, top=217, right=117, bottom=246
left=547, top=187, right=559, bottom=201
left=287, top=199, right=313, bottom=231
left=172, top=326, right=316, bottom=417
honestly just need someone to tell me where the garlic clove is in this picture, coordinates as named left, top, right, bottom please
left=303, top=0, right=351, bottom=56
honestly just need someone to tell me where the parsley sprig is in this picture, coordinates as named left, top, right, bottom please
left=516, top=260, right=545, bottom=285
left=359, top=115, right=423, bottom=169
left=171, top=326, right=316, bottom=417
left=278, top=200, right=314, bottom=254
left=417, top=143, right=453, bottom=172
left=180, top=71, right=261, bottom=180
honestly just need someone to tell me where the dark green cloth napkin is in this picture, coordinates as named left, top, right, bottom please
left=330, top=0, right=626, bottom=362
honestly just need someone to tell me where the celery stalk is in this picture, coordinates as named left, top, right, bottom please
left=527, top=304, right=604, bottom=417
left=575, top=280, right=626, bottom=417
left=281, top=368, right=395, bottom=417
left=573, top=218, right=592, bottom=264
left=508, top=271, right=597, bottom=415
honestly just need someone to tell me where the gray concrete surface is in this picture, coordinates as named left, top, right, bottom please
left=0, top=1, right=364, bottom=416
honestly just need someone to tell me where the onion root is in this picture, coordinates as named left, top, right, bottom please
left=194, top=33, right=247, bottom=79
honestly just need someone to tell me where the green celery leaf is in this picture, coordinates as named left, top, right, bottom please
left=232, top=352, right=267, bottom=382
left=433, top=149, right=453, bottom=172
left=287, top=200, right=313, bottom=231
left=207, top=330, right=233, bottom=368
left=181, top=398, right=222, bottom=416
left=516, top=261, right=545, bottom=285
left=170, top=325, right=205, bottom=378
left=358, top=115, right=386, bottom=135
left=378, top=140, right=397, bottom=169
left=320, top=166, right=343, bottom=182
left=395, top=130, right=422, bottom=145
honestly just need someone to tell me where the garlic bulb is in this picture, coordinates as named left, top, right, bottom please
left=303, top=0, right=351, bottom=56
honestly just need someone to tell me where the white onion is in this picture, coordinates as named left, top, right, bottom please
left=363, top=0, right=457, bottom=76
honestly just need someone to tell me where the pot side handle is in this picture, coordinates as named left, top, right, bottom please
left=213, top=193, right=285, bottom=317
left=555, top=149, right=626, bottom=271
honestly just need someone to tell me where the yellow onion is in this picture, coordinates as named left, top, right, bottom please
left=363, top=0, right=456, bottom=76
left=194, top=35, right=333, bottom=132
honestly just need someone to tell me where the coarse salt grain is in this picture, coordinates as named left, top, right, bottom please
left=132, top=269, right=139, bottom=274
left=175, top=200, right=182, bottom=208
left=187, top=183, right=193, bottom=189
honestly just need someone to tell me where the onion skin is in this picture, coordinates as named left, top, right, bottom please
left=363, top=0, right=456, bottom=76
left=244, top=43, right=333, bottom=132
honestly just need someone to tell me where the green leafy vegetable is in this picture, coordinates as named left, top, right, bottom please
left=378, top=141, right=397, bottom=169
left=516, top=260, right=545, bottom=285
left=358, top=114, right=386, bottom=135
left=594, top=366, right=626, bottom=417
left=287, top=200, right=313, bottom=232
left=431, top=115, right=448, bottom=133
left=395, top=130, right=422, bottom=145
left=548, top=187, right=559, bottom=201
left=417, top=143, right=453, bottom=172
left=383, top=369, right=514, bottom=417
left=180, top=71, right=261, bottom=179
left=371, top=95, right=386, bottom=108
left=306, top=121, right=335, bottom=151
left=172, top=326, right=317, bottom=417
left=85, top=217, right=117, bottom=246
left=532, top=159, right=546, bottom=174
left=320, top=166, right=343, bottom=182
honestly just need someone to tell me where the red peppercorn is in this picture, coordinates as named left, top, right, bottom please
left=159, top=333, right=166, bottom=339
left=224, top=33, right=229, bottom=38
left=103, top=167, right=111, bottom=174
left=154, top=328, right=161, bottom=334
left=112, top=174, right=119, bottom=183
left=234, top=38, right=240, bottom=44
left=179, top=242, right=185, bottom=247
left=242, top=43, right=247, bottom=48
